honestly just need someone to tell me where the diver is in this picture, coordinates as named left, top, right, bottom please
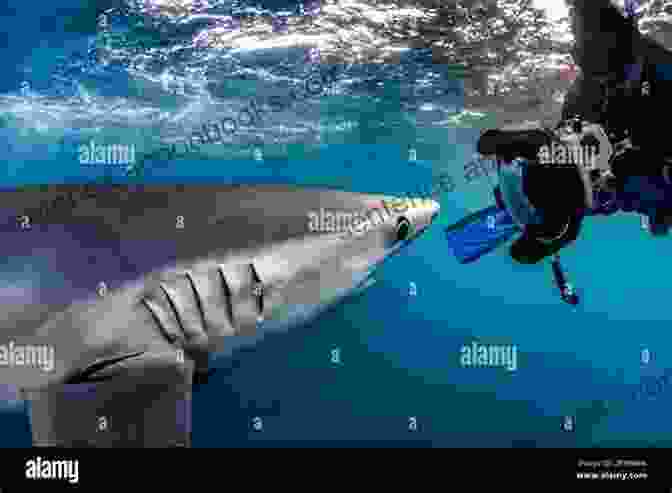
left=446, top=0, right=672, bottom=304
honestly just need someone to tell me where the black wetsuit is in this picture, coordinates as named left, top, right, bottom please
left=569, top=1, right=672, bottom=235
left=478, top=0, right=672, bottom=263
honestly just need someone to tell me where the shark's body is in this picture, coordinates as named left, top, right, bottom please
left=0, top=184, right=438, bottom=447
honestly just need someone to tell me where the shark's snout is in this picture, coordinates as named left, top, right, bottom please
left=406, top=197, right=440, bottom=235
left=369, top=195, right=441, bottom=239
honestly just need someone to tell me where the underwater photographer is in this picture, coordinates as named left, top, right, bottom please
left=445, top=0, right=672, bottom=306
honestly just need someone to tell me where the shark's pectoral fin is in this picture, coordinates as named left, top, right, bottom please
left=65, top=351, right=147, bottom=384
left=24, top=349, right=195, bottom=447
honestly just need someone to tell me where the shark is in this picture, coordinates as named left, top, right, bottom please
left=0, top=183, right=439, bottom=447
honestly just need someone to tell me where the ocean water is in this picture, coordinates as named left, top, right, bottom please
left=1, top=0, right=672, bottom=448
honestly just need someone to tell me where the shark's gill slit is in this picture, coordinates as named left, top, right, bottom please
left=159, top=283, right=186, bottom=343
left=216, top=266, right=236, bottom=334
left=249, top=262, right=264, bottom=315
left=184, top=272, right=208, bottom=336
left=141, top=297, right=179, bottom=345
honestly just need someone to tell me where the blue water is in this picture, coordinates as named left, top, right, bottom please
left=2, top=0, right=672, bottom=448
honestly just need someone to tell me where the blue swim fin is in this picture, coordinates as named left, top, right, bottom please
left=445, top=206, right=520, bottom=264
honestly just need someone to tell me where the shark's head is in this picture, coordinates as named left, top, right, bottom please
left=0, top=185, right=439, bottom=388
left=174, top=187, right=442, bottom=357
left=245, top=190, right=440, bottom=333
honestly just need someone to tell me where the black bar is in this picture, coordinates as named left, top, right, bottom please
left=1, top=447, right=669, bottom=488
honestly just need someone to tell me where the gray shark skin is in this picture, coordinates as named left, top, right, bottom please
left=0, top=184, right=438, bottom=446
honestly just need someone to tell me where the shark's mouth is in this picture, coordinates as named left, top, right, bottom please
left=355, top=274, right=377, bottom=293
left=351, top=269, right=377, bottom=297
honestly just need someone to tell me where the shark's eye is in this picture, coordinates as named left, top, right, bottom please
left=396, top=217, right=411, bottom=242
